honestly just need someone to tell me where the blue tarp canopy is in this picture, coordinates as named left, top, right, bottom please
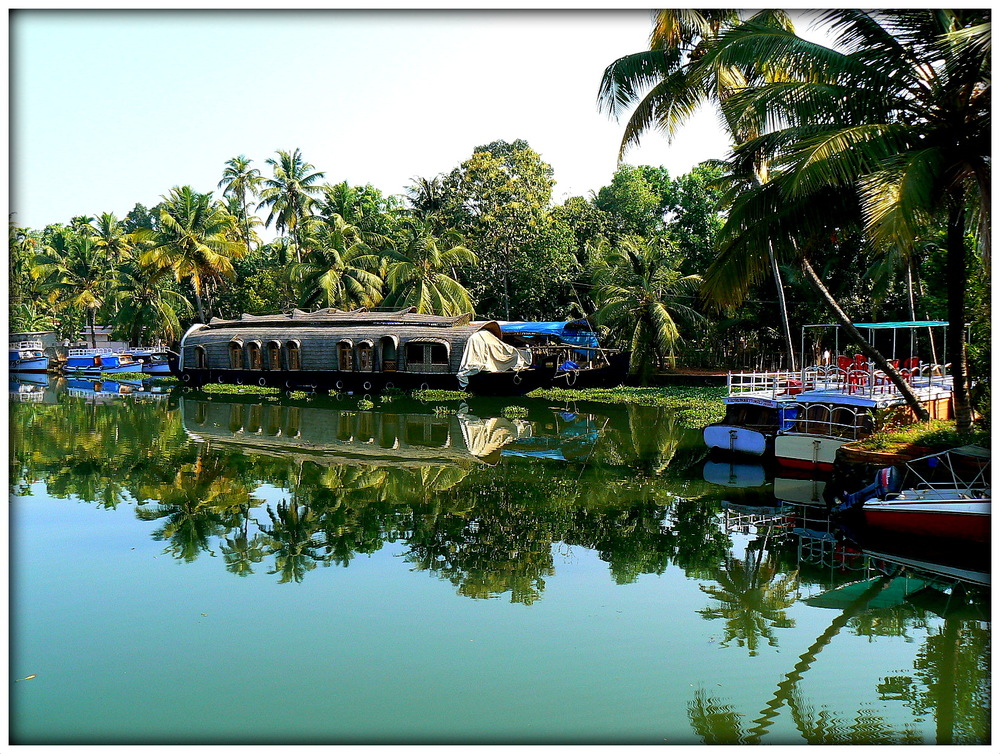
left=499, top=320, right=600, bottom=349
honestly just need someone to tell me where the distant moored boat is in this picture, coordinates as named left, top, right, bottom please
left=9, top=341, right=50, bottom=374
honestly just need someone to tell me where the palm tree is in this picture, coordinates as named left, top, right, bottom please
left=380, top=219, right=478, bottom=315
left=590, top=236, right=702, bottom=383
left=218, top=155, right=263, bottom=258
left=86, top=212, right=133, bottom=266
left=109, top=257, right=192, bottom=345
left=405, top=174, right=448, bottom=226
left=32, top=232, right=114, bottom=346
left=288, top=214, right=385, bottom=310
left=256, top=148, right=325, bottom=263
left=139, top=186, right=243, bottom=322
left=697, top=10, right=990, bottom=430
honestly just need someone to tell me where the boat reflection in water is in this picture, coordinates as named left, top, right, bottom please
left=180, top=397, right=601, bottom=469
left=66, top=376, right=171, bottom=403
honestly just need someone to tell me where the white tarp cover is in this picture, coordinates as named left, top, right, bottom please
left=457, top=329, right=532, bottom=387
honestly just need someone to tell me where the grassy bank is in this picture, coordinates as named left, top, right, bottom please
left=852, top=419, right=990, bottom=453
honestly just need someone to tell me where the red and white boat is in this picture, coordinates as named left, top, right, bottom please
left=846, top=446, right=990, bottom=544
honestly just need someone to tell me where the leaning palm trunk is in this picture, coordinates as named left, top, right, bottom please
left=799, top=256, right=930, bottom=421
left=946, top=199, right=973, bottom=432
left=769, top=242, right=796, bottom=371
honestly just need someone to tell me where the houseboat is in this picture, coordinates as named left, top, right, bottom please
left=65, top=348, right=144, bottom=376
left=773, top=321, right=954, bottom=472
left=702, top=370, right=803, bottom=456
left=9, top=341, right=49, bottom=373
left=175, top=308, right=621, bottom=395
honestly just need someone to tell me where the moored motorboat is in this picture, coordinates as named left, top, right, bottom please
left=9, top=341, right=50, bottom=373
left=121, top=346, right=175, bottom=375
left=834, top=445, right=990, bottom=544
left=65, top=348, right=144, bottom=376
left=497, top=319, right=629, bottom=389
left=702, top=370, right=802, bottom=456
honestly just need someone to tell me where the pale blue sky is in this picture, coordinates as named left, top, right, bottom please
left=10, top=9, right=782, bottom=233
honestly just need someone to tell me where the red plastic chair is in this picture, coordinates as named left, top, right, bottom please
left=900, top=357, right=920, bottom=383
left=837, top=355, right=852, bottom=390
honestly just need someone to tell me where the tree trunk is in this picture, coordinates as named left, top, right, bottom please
left=89, top=310, right=97, bottom=348
left=946, top=199, right=973, bottom=432
left=770, top=242, right=796, bottom=370
left=800, top=256, right=930, bottom=420
left=192, top=277, right=207, bottom=323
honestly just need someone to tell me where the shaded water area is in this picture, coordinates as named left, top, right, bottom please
left=9, top=376, right=991, bottom=745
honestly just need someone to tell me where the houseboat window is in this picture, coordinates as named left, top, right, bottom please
left=380, top=337, right=398, bottom=372
left=338, top=341, right=354, bottom=371
left=247, top=342, right=263, bottom=370
left=194, top=346, right=208, bottom=369
left=286, top=341, right=301, bottom=371
left=405, top=341, right=449, bottom=370
left=357, top=342, right=374, bottom=372
left=229, top=341, right=244, bottom=370
left=267, top=341, right=282, bottom=370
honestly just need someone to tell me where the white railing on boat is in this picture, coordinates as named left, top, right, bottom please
left=10, top=341, right=44, bottom=351
left=727, top=370, right=803, bottom=398
left=68, top=348, right=114, bottom=357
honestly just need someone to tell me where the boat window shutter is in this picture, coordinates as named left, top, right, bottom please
left=194, top=346, right=207, bottom=369
left=247, top=341, right=263, bottom=370
left=357, top=340, right=374, bottom=372
left=229, top=341, right=244, bottom=370
left=338, top=341, right=354, bottom=371
left=286, top=341, right=301, bottom=371
left=267, top=341, right=282, bottom=370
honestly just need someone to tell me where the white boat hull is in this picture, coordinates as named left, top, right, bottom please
left=703, top=424, right=769, bottom=456
left=774, top=433, right=845, bottom=471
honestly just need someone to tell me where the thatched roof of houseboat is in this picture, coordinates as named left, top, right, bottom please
left=205, top=307, right=476, bottom=330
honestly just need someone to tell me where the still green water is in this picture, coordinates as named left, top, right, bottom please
left=9, top=377, right=991, bottom=745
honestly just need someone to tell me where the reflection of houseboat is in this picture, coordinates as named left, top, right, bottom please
left=180, top=397, right=531, bottom=467
left=497, top=320, right=629, bottom=388
left=177, top=309, right=539, bottom=394
left=9, top=341, right=50, bottom=373
left=702, top=371, right=802, bottom=456
left=66, top=348, right=144, bottom=376
left=774, top=322, right=953, bottom=472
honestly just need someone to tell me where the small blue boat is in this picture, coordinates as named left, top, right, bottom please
left=120, top=347, right=175, bottom=375
left=66, top=348, right=143, bottom=375
left=9, top=341, right=50, bottom=373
